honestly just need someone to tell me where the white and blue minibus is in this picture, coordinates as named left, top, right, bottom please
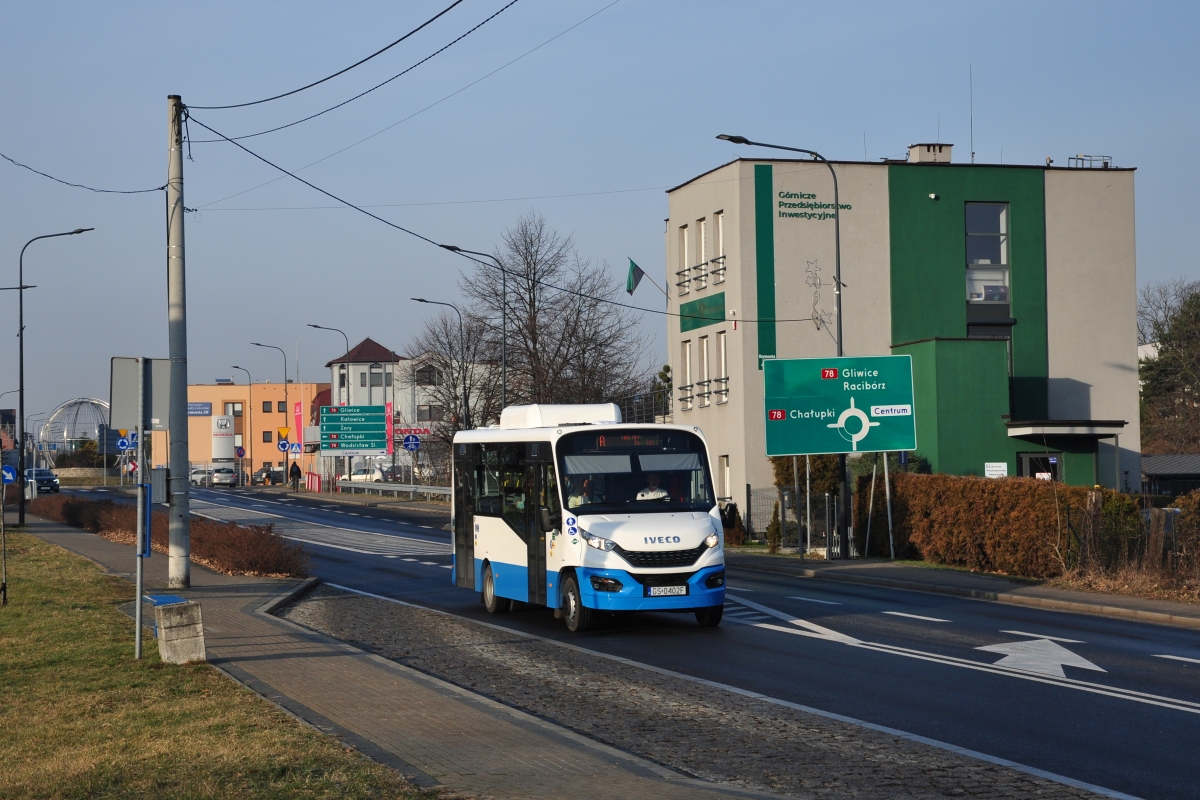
left=451, top=403, right=725, bottom=632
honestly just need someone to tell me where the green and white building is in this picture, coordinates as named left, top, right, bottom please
left=664, top=144, right=1138, bottom=509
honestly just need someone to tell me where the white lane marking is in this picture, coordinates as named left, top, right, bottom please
left=420, top=561, right=437, bottom=565
left=1154, top=654, right=1200, bottom=665
left=725, top=595, right=859, bottom=643
left=724, top=587, right=754, bottom=592
left=722, top=595, right=1200, bottom=717
left=977, top=638, right=1106, bottom=678
left=1000, top=630, right=1084, bottom=644
left=419, top=525, right=433, bottom=529
left=882, top=611, right=950, bottom=622
left=439, top=565, right=453, bottom=569
left=384, top=555, right=399, bottom=559
left=325, top=583, right=1143, bottom=800
left=402, top=558, right=418, bottom=562
left=788, top=595, right=841, bottom=605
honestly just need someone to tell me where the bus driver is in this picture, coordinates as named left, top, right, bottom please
left=636, top=472, right=669, bottom=501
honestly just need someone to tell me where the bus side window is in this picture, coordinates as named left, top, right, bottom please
left=541, top=463, right=561, bottom=523
left=499, top=443, right=527, bottom=536
left=475, top=444, right=502, bottom=516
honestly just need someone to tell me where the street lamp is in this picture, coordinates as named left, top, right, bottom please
left=251, top=343, right=289, bottom=487
left=232, top=366, right=252, bottom=485
left=411, top=299, right=471, bottom=430
left=18, top=228, right=93, bottom=526
left=307, top=324, right=350, bottom=406
left=440, top=245, right=507, bottom=410
left=717, top=134, right=852, bottom=558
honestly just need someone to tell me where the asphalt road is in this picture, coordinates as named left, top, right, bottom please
left=75, top=487, right=1200, bottom=799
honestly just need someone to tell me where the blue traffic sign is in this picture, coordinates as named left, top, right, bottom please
left=402, top=434, right=421, bottom=452
left=235, top=446, right=246, bottom=459
left=1, top=465, right=15, bottom=485
left=277, top=439, right=290, bottom=452
left=289, top=442, right=302, bottom=454
left=116, top=437, right=131, bottom=451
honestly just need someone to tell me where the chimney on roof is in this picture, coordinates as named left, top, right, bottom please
left=908, top=143, right=953, bottom=163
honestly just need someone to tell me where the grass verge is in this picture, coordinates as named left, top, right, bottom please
left=0, top=531, right=435, bottom=799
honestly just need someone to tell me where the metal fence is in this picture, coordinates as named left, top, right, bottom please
left=335, top=480, right=450, bottom=501
left=612, top=389, right=672, bottom=424
left=745, top=486, right=850, bottom=557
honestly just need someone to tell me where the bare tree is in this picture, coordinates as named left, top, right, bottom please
left=407, top=310, right=503, bottom=448
left=460, top=211, right=650, bottom=406
left=1139, top=278, right=1200, bottom=346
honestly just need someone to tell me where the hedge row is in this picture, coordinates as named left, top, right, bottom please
left=29, top=495, right=308, bottom=578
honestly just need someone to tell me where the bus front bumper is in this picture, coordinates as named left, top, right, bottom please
left=576, top=565, right=725, bottom=612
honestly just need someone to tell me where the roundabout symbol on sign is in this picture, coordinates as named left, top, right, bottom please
left=277, top=439, right=290, bottom=453
left=116, top=437, right=131, bottom=451
left=826, top=397, right=880, bottom=452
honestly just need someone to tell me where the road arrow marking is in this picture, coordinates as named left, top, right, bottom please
left=977, top=638, right=1106, bottom=678
left=726, top=594, right=859, bottom=643
left=1000, top=629, right=1083, bottom=644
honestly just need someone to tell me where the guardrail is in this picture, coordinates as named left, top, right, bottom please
left=335, top=480, right=451, bottom=501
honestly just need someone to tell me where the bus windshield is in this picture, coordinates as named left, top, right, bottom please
left=556, top=429, right=715, bottom=514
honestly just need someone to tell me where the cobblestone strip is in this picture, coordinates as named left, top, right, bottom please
left=282, top=586, right=1114, bottom=800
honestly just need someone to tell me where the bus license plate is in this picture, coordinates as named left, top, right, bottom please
left=647, top=585, right=688, bottom=597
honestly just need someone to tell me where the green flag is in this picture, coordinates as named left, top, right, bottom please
left=626, top=259, right=645, bottom=296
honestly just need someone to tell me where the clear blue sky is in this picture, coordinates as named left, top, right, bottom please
left=1, top=0, right=1196, bottom=419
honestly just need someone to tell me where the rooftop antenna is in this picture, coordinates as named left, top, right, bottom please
left=937, top=113, right=941, bottom=143
left=970, top=64, right=975, bottom=163
left=863, top=132, right=868, bottom=161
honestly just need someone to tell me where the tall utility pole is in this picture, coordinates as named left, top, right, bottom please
left=166, top=96, right=191, bottom=588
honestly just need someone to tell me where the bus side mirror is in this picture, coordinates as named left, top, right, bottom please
left=539, top=506, right=555, bottom=533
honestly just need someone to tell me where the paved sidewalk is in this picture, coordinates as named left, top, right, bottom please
left=726, top=551, right=1200, bottom=629
left=28, top=519, right=769, bottom=800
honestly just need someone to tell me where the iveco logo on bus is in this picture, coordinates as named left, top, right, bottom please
left=644, top=536, right=682, bottom=545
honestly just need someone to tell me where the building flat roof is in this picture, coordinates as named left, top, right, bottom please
left=1142, top=454, right=1200, bottom=477
left=666, top=157, right=1135, bottom=195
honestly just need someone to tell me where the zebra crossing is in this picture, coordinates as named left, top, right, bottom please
left=191, top=499, right=451, bottom=558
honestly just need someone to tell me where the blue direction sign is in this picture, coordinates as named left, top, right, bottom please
left=116, top=437, right=131, bottom=451
left=402, top=434, right=421, bottom=452
left=1, top=465, right=15, bottom=484
left=277, top=439, right=290, bottom=453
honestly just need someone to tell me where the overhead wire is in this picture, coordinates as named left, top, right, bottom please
left=188, top=0, right=464, bottom=110
left=1, top=150, right=165, bottom=194
left=189, top=0, right=521, bottom=142
left=185, top=111, right=815, bottom=327
left=196, top=0, right=623, bottom=209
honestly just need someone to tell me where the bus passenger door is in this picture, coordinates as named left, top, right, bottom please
left=525, top=442, right=555, bottom=606
left=453, top=443, right=475, bottom=589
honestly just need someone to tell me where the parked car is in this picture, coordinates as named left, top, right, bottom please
left=189, top=467, right=212, bottom=487
left=251, top=467, right=286, bottom=486
left=210, top=467, right=244, bottom=487
left=347, top=466, right=384, bottom=483
left=25, top=468, right=60, bottom=493
left=382, top=465, right=405, bottom=483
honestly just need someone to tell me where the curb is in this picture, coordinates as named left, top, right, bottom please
left=254, top=576, right=320, bottom=617
left=726, top=558, right=1200, bottom=631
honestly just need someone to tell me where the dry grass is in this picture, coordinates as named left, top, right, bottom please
left=1048, top=565, right=1200, bottom=605
left=0, top=532, right=437, bottom=799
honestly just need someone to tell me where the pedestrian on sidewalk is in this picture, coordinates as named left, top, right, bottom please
left=289, top=462, right=302, bottom=492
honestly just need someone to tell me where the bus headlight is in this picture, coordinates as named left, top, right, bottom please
left=705, top=533, right=720, bottom=548
left=581, top=529, right=616, bottom=552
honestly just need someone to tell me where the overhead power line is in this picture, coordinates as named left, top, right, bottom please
left=185, top=112, right=815, bottom=327
left=196, top=0, right=624, bottom=209
left=190, top=0, right=521, bottom=142
left=0, top=150, right=164, bottom=194
left=189, top=0, right=464, bottom=110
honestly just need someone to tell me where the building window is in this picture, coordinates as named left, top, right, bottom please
left=1018, top=452, right=1062, bottom=482
left=715, top=331, right=729, bottom=403
left=263, top=430, right=273, bottom=443
left=719, top=455, right=730, bottom=501
left=965, top=203, right=1009, bottom=304
left=679, top=340, right=693, bottom=411
left=385, top=372, right=393, bottom=387
left=370, top=372, right=384, bottom=387
left=262, top=401, right=272, bottom=413
left=415, top=365, right=443, bottom=386
left=712, top=212, right=726, bottom=283
left=224, top=402, right=243, bottom=417
left=694, top=218, right=708, bottom=290
left=277, top=401, right=286, bottom=413
left=360, top=372, right=367, bottom=387
left=675, top=225, right=690, bottom=295
left=697, top=335, right=711, bottom=406
left=417, top=404, right=445, bottom=422
left=337, top=369, right=347, bottom=388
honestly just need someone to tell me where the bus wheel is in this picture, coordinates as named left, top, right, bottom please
left=562, top=575, right=592, bottom=633
left=695, top=605, right=723, bottom=627
left=482, top=565, right=510, bottom=613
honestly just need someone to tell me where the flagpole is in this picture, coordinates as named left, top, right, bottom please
left=627, top=259, right=669, bottom=299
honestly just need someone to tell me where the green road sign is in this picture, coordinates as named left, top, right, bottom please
left=320, top=405, right=389, bottom=455
left=763, top=355, right=916, bottom=456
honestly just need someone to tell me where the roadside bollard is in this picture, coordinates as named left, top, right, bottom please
left=151, top=598, right=206, bottom=664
